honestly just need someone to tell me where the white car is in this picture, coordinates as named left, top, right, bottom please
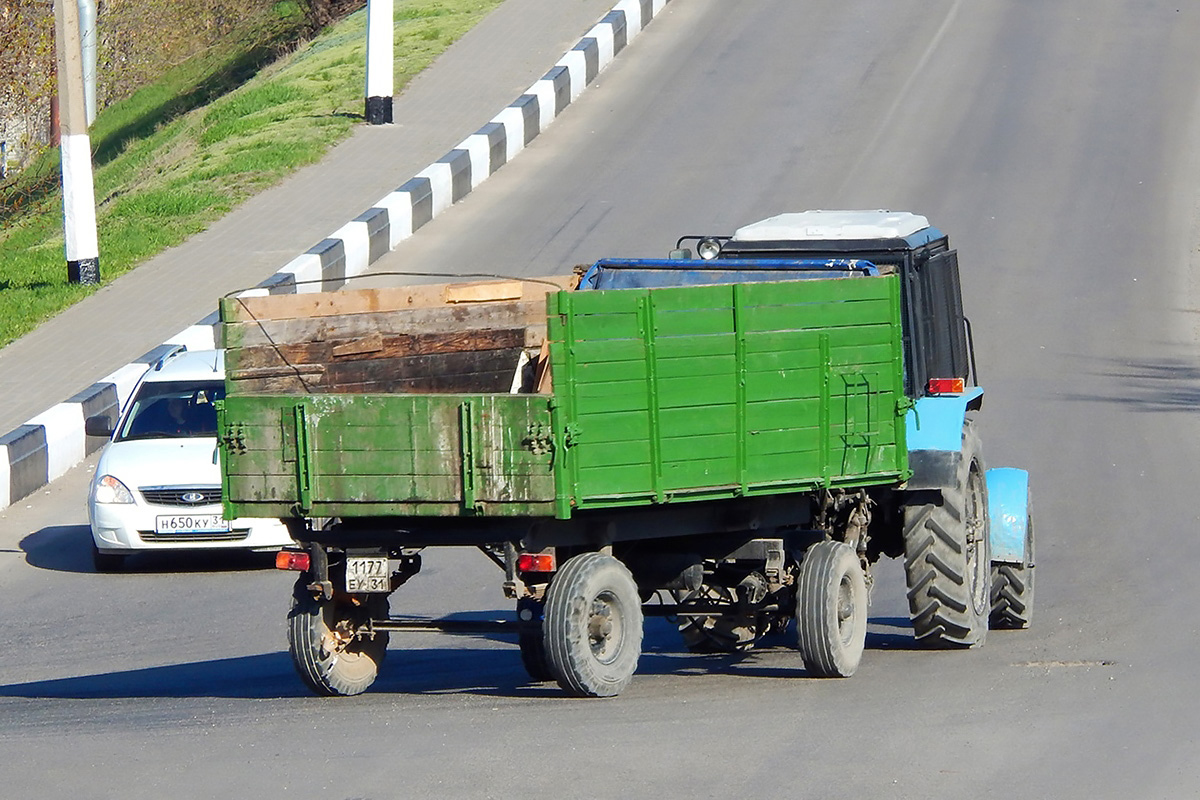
left=86, top=348, right=292, bottom=571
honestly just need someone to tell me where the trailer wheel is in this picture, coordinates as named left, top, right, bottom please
left=287, top=576, right=389, bottom=696
left=991, top=514, right=1035, bottom=629
left=795, top=540, right=867, bottom=677
left=903, top=421, right=991, bottom=648
left=544, top=552, right=643, bottom=697
left=516, top=597, right=553, bottom=682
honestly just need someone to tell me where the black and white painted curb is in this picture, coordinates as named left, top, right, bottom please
left=0, top=0, right=672, bottom=511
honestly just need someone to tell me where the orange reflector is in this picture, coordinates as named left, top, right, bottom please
left=276, top=550, right=311, bottom=572
left=927, top=378, right=966, bottom=394
left=517, top=553, right=556, bottom=573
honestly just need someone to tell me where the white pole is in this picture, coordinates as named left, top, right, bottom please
left=54, top=0, right=100, bottom=284
left=365, top=0, right=394, bottom=124
left=77, top=0, right=98, bottom=126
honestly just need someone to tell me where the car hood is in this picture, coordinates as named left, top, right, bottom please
left=96, top=438, right=222, bottom=488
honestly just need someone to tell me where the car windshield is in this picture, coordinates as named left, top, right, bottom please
left=116, top=380, right=225, bottom=441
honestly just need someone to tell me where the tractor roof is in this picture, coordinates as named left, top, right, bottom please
left=732, top=210, right=931, bottom=242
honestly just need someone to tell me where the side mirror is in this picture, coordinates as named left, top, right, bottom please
left=85, top=415, right=114, bottom=438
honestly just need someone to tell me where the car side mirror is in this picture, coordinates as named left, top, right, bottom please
left=85, top=414, right=114, bottom=438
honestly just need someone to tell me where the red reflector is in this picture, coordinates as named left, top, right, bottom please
left=927, top=378, right=966, bottom=394
left=517, top=553, right=555, bottom=573
left=276, top=550, right=311, bottom=571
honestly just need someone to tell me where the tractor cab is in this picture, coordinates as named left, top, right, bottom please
left=673, top=210, right=972, bottom=399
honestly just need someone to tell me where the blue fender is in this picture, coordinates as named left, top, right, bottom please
left=904, top=388, right=984, bottom=489
left=905, top=388, right=984, bottom=451
left=986, top=467, right=1031, bottom=565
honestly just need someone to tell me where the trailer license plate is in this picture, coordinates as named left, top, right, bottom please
left=346, top=556, right=390, bottom=593
left=155, top=514, right=230, bottom=534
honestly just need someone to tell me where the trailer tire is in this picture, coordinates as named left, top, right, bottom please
left=287, top=577, right=389, bottom=696
left=795, top=540, right=867, bottom=677
left=544, top=552, right=642, bottom=697
left=903, top=421, right=991, bottom=648
left=517, top=597, right=553, bottom=682
left=991, top=515, right=1035, bottom=629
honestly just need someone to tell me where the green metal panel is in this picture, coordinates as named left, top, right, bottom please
left=219, top=393, right=556, bottom=519
left=548, top=276, right=908, bottom=512
left=219, top=274, right=908, bottom=523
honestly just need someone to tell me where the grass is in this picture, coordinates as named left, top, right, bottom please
left=0, top=0, right=503, bottom=349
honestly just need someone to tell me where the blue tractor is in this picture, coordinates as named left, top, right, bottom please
left=655, top=210, right=1035, bottom=648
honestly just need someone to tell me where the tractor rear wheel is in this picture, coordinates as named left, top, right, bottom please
left=903, top=421, right=991, bottom=647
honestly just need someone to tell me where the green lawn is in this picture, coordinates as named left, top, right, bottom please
left=0, top=0, right=502, bottom=349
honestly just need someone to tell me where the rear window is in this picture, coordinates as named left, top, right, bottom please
left=116, top=380, right=225, bottom=441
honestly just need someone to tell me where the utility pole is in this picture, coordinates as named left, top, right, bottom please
left=364, top=0, right=393, bottom=124
left=78, top=0, right=98, bottom=125
left=54, top=0, right=99, bottom=284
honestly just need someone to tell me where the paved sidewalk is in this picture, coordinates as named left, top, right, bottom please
left=0, top=0, right=617, bottom=434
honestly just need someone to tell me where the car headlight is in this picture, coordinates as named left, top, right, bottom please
left=93, top=475, right=135, bottom=504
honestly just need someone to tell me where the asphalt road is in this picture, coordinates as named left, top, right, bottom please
left=4, top=1, right=1200, bottom=797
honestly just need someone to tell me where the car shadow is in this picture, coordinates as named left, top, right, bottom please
left=19, top=524, right=278, bottom=574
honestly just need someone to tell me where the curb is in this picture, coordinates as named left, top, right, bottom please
left=0, top=0, right=672, bottom=511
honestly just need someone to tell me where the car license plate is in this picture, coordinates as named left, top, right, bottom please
left=155, top=514, right=230, bottom=534
left=346, top=555, right=390, bottom=593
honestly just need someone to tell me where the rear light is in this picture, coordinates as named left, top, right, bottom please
left=276, top=549, right=311, bottom=572
left=517, top=553, right=556, bottom=573
left=927, top=378, right=966, bottom=394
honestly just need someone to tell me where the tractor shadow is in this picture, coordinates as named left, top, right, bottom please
left=0, top=616, right=924, bottom=702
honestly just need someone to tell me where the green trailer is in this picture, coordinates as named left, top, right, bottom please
left=218, top=211, right=1035, bottom=697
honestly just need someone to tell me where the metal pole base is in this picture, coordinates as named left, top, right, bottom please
left=365, top=95, right=393, bottom=125
left=67, top=257, right=100, bottom=285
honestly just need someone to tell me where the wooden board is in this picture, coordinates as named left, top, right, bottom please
left=221, top=275, right=575, bottom=323
left=222, top=277, right=565, bottom=396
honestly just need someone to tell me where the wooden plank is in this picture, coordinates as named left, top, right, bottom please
left=733, top=275, right=892, bottom=307
left=223, top=299, right=550, bottom=350
left=566, top=311, right=643, bottom=341
left=573, top=409, right=651, bottom=443
left=444, top=280, right=523, bottom=303
left=653, top=307, right=735, bottom=337
left=331, top=333, right=383, bottom=358
left=572, top=462, right=654, bottom=497
left=659, top=431, right=737, bottom=461
left=740, top=298, right=894, bottom=332
left=655, top=374, right=738, bottom=407
left=568, top=338, right=646, bottom=364
left=230, top=348, right=529, bottom=395
left=231, top=327, right=529, bottom=370
left=220, top=276, right=574, bottom=323
left=573, top=440, right=653, bottom=470
left=661, top=456, right=737, bottom=490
